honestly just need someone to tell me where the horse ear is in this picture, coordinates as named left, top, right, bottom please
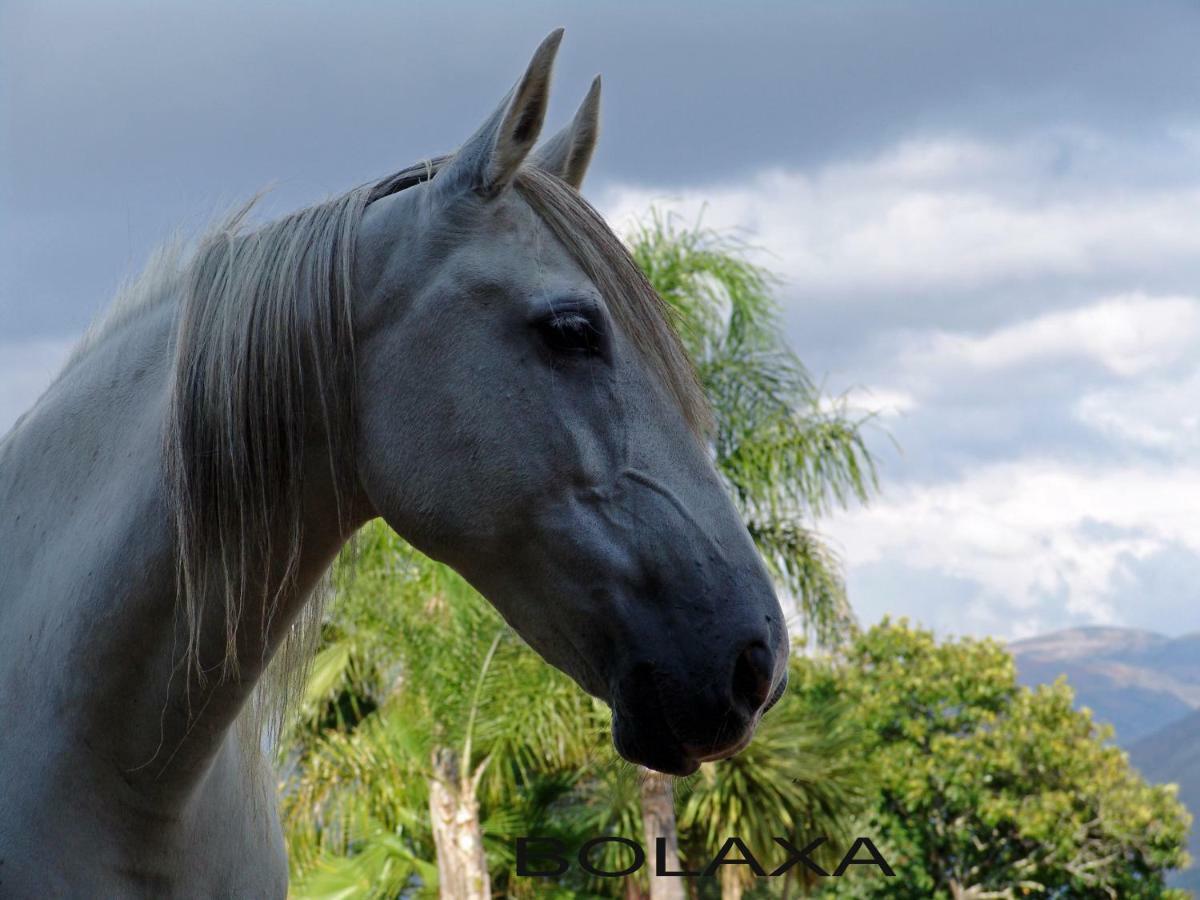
left=531, top=75, right=601, bottom=189
left=437, top=29, right=563, bottom=200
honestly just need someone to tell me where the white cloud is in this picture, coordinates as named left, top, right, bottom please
left=601, top=131, right=1200, bottom=639
left=601, top=132, right=1200, bottom=299
left=825, top=385, right=917, bottom=419
left=900, top=294, right=1200, bottom=378
left=1075, top=366, right=1200, bottom=453
left=825, top=459, right=1200, bottom=638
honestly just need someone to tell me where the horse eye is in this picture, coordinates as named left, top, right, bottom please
left=536, top=310, right=603, bottom=356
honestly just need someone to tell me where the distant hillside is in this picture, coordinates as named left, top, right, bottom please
left=1010, top=626, right=1200, bottom=892
left=1132, top=709, right=1200, bottom=892
left=1009, top=627, right=1200, bottom=744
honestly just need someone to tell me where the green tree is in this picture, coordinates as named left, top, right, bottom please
left=798, top=620, right=1193, bottom=899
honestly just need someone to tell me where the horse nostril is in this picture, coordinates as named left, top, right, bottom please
left=731, top=640, right=774, bottom=713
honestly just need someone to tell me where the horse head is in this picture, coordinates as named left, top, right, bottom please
left=352, top=30, right=788, bottom=775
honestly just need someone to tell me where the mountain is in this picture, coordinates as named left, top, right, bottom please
left=1131, top=710, right=1200, bottom=891
left=1009, top=627, right=1200, bottom=743
left=1009, top=627, right=1200, bottom=892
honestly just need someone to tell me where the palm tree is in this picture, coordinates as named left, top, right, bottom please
left=280, top=524, right=601, bottom=898
left=676, top=657, right=867, bottom=900
left=625, top=210, right=876, bottom=900
left=629, top=209, right=874, bottom=644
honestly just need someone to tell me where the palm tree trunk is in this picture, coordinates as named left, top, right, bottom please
left=429, top=746, right=490, bottom=899
left=720, top=865, right=745, bottom=900
left=639, top=768, right=686, bottom=900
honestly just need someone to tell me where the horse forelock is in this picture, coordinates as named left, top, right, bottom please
left=512, top=166, right=714, bottom=440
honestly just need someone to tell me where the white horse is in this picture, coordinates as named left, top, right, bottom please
left=0, top=31, right=788, bottom=896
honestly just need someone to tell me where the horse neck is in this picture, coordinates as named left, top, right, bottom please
left=0, top=300, right=357, bottom=800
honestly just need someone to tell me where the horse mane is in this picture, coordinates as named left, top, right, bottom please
left=164, top=183, right=370, bottom=756
left=85, top=157, right=713, bottom=756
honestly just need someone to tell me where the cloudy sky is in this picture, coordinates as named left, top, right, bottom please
left=4, top=1, right=1200, bottom=640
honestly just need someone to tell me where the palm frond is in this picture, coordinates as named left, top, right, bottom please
left=625, top=207, right=879, bottom=650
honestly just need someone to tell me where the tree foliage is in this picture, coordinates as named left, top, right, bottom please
left=799, top=620, right=1193, bottom=899
left=280, top=525, right=604, bottom=896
